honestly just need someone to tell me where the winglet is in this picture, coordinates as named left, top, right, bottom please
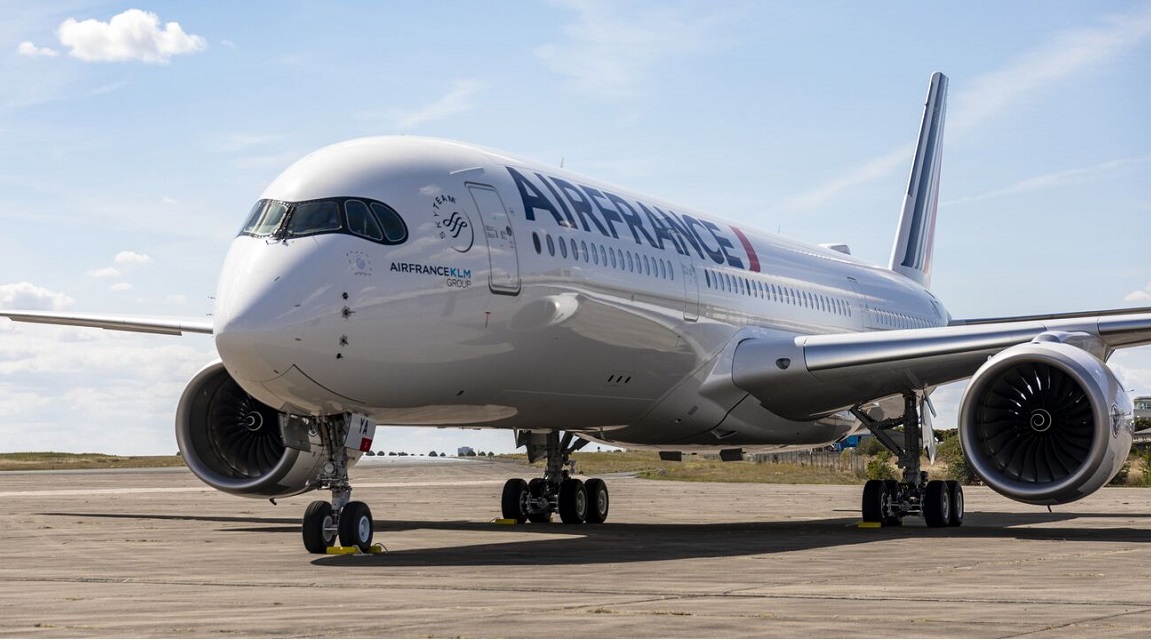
left=889, top=72, right=948, bottom=289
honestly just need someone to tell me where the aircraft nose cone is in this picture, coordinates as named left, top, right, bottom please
left=212, top=238, right=330, bottom=383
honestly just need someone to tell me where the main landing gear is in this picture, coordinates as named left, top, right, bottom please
left=299, top=414, right=377, bottom=554
left=501, top=430, right=610, bottom=525
left=852, top=392, right=964, bottom=528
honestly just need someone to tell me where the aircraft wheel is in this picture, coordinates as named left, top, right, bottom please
left=946, top=480, right=964, bottom=527
left=338, top=501, right=374, bottom=552
left=584, top=478, right=609, bottom=524
left=558, top=478, right=588, bottom=524
left=861, top=479, right=886, bottom=523
left=923, top=480, right=951, bottom=528
left=302, top=500, right=336, bottom=554
left=501, top=478, right=528, bottom=523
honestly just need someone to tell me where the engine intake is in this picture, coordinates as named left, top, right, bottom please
left=176, top=361, right=326, bottom=498
left=958, top=339, right=1132, bottom=505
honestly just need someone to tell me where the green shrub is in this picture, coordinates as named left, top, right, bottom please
left=865, top=449, right=896, bottom=480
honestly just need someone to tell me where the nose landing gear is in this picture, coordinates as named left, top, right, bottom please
left=299, top=414, right=382, bottom=554
left=501, top=430, right=610, bottom=525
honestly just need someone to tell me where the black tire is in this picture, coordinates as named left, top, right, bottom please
left=558, top=478, right=588, bottom=524
left=302, top=500, right=335, bottom=554
left=946, top=480, right=964, bottom=527
left=338, top=501, right=374, bottom=552
left=923, top=479, right=951, bottom=528
left=501, top=478, right=528, bottom=523
left=883, top=479, right=903, bottom=526
left=584, top=478, right=609, bottom=524
left=862, top=479, right=885, bottom=523
left=526, top=478, right=551, bottom=523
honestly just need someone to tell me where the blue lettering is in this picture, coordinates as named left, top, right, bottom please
left=551, top=177, right=610, bottom=237
left=702, top=220, right=744, bottom=269
left=580, top=186, right=623, bottom=239
left=507, top=167, right=565, bottom=225
left=607, top=193, right=658, bottom=249
left=536, top=174, right=576, bottom=228
left=683, top=214, right=724, bottom=264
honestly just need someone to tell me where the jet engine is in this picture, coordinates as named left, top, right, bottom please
left=958, top=338, right=1132, bottom=506
left=176, top=361, right=329, bottom=498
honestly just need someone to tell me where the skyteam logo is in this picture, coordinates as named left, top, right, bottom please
left=431, top=194, right=474, bottom=253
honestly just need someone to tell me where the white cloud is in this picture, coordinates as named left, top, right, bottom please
left=57, top=9, right=207, bottom=64
left=537, top=0, right=732, bottom=101
left=85, top=267, right=122, bottom=279
left=944, top=155, right=1151, bottom=207
left=393, top=79, right=483, bottom=130
left=949, top=6, right=1151, bottom=134
left=109, top=282, right=134, bottom=292
left=16, top=41, right=58, bottom=58
left=784, top=143, right=912, bottom=211
left=114, top=250, right=153, bottom=265
left=1125, top=283, right=1151, bottom=304
left=785, top=5, right=1151, bottom=210
left=0, top=282, right=75, bottom=311
left=0, top=329, right=217, bottom=454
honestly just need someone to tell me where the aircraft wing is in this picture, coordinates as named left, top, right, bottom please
left=731, top=310, right=1151, bottom=421
left=0, top=311, right=213, bottom=336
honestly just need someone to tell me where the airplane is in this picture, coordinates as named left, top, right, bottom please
left=4, top=71, right=1151, bottom=553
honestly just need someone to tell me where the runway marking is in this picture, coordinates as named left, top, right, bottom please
left=0, top=479, right=503, bottom=498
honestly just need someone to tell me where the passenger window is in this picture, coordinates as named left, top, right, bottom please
left=345, top=200, right=384, bottom=241
left=546, top=234, right=555, bottom=256
left=560, top=237, right=569, bottom=259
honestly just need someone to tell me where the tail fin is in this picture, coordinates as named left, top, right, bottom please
left=889, top=71, right=948, bottom=288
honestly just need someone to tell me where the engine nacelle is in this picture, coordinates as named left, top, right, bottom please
left=176, top=361, right=330, bottom=499
left=958, top=339, right=1132, bottom=506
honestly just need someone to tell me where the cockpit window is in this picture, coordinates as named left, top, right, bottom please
left=241, top=200, right=289, bottom=236
left=345, top=200, right=384, bottom=241
left=285, top=201, right=341, bottom=236
left=371, top=202, right=408, bottom=244
left=238, top=197, right=408, bottom=245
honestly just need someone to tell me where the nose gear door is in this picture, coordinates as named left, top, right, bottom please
left=467, top=183, right=521, bottom=296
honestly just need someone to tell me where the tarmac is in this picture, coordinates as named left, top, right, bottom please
left=3, top=457, right=1151, bottom=638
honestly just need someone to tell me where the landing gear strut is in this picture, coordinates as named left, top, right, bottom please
left=502, top=430, right=610, bottom=525
left=300, top=414, right=376, bottom=553
left=852, top=392, right=964, bottom=528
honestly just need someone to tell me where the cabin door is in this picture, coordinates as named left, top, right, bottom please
left=467, top=184, right=521, bottom=295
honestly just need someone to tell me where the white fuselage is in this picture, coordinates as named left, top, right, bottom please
left=212, top=137, right=948, bottom=450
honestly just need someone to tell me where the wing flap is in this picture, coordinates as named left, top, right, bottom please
left=732, top=311, right=1151, bottom=421
left=1, top=311, right=213, bottom=336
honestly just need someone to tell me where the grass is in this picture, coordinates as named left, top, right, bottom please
left=496, top=451, right=870, bottom=485
left=0, top=452, right=186, bottom=471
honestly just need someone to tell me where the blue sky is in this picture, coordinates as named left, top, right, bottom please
left=1, top=1, right=1149, bottom=455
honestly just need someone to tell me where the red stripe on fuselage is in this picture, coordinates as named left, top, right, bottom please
left=730, top=226, right=760, bottom=272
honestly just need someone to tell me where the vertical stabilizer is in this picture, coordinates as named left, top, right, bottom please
left=889, top=72, right=948, bottom=288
